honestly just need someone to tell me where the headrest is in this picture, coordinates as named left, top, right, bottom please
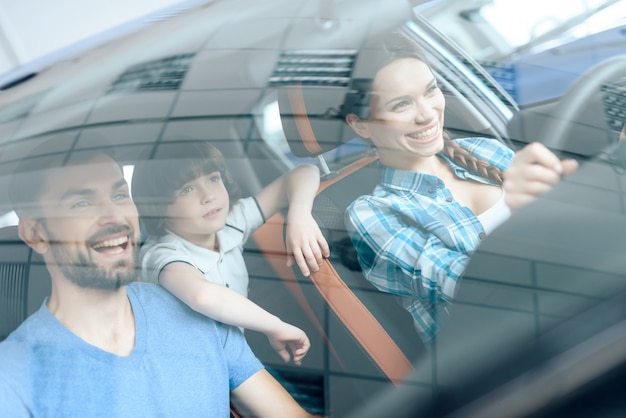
left=275, top=42, right=398, bottom=158
left=0, top=225, right=43, bottom=264
left=277, top=86, right=356, bottom=158
left=274, top=42, right=384, bottom=159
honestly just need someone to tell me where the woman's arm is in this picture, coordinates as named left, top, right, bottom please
left=254, top=164, right=330, bottom=276
left=503, top=142, right=578, bottom=212
left=159, top=262, right=310, bottom=364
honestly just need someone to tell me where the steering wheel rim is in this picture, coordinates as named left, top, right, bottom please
left=539, top=54, right=626, bottom=154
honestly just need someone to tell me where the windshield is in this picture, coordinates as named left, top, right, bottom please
left=417, top=0, right=624, bottom=61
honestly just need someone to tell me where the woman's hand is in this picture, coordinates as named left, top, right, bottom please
left=266, top=321, right=311, bottom=365
left=503, top=142, right=578, bottom=212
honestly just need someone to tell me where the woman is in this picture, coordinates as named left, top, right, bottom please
left=343, top=33, right=577, bottom=344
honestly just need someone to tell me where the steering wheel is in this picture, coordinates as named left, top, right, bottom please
left=539, top=55, right=626, bottom=155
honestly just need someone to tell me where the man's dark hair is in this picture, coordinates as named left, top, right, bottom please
left=9, top=143, right=118, bottom=218
left=131, top=141, right=240, bottom=237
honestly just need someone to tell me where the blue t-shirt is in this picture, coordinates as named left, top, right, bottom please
left=0, top=282, right=263, bottom=417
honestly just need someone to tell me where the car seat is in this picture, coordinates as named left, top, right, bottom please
left=267, top=82, right=426, bottom=383
left=0, top=225, right=50, bottom=340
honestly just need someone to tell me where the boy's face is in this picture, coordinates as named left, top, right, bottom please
left=165, top=171, right=230, bottom=250
left=34, top=155, right=140, bottom=289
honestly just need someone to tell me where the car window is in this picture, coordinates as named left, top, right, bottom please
left=415, top=0, right=626, bottom=105
left=2, top=1, right=626, bottom=417
left=416, top=0, right=623, bottom=60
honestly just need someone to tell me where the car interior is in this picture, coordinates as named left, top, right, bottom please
left=0, top=17, right=512, bottom=415
left=2, top=0, right=626, bottom=416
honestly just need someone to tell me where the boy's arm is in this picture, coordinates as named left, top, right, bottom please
left=254, top=164, right=330, bottom=276
left=231, top=369, right=325, bottom=418
left=159, top=262, right=310, bottom=364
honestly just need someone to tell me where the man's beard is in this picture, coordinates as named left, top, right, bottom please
left=45, top=224, right=138, bottom=290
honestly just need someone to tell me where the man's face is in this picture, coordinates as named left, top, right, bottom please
left=36, top=155, right=140, bottom=290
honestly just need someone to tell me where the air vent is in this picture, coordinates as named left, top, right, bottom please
left=601, top=80, right=626, bottom=132
left=269, top=49, right=357, bottom=87
left=108, top=53, right=195, bottom=93
left=466, top=58, right=518, bottom=104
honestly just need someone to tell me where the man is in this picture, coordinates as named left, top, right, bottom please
left=0, top=147, right=321, bottom=417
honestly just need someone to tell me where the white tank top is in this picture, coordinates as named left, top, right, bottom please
left=477, top=189, right=511, bottom=235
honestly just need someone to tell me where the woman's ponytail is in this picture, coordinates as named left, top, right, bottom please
left=441, top=134, right=504, bottom=185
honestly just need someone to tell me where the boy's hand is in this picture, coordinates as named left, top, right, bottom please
left=285, top=212, right=330, bottom=276
left=503, top=142, right=578, bottom=212
left=267, top=322, right=311, bottom=365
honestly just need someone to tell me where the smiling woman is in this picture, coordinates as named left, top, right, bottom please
left=340, top=30, right=582, bottom=349
left=342, top=32, right=516, bottom=344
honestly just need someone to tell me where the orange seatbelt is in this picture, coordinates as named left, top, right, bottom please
left=252, top=211, right=346, bottom=371
left=230, top=406, right=242, bottom=418
left=252, top=155, right=414, bottom=385
left=288, top=85, right=323, bottom=155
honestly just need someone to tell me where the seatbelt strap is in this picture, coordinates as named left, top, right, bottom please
left=252, top=212, right=346, bottom=370
left=253, top=155, right=414, bottom=385
left=313, top=156, right=413, bottom=384
left=230, top=406, right=242, bottom=418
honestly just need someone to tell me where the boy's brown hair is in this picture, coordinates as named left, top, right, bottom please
left=131, top=142, right=240, bottom=237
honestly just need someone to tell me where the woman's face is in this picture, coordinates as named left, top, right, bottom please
left=356, top=57, right=446, bottom=169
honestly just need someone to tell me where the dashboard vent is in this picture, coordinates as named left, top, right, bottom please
left=108, top=53, right=195, bottom=93
left=269, top=50, right=357, bottom=87
left=601, top=80, right=626, bottom=132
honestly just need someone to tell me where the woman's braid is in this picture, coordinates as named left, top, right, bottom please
left=442, top=136, right=504, bottom=185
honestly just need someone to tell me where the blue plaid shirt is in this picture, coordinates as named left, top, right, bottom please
left=345, top=137, right=514, bottom=343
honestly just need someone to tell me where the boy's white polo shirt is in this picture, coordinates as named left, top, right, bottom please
left=139, top=197, right=265, bottom=297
